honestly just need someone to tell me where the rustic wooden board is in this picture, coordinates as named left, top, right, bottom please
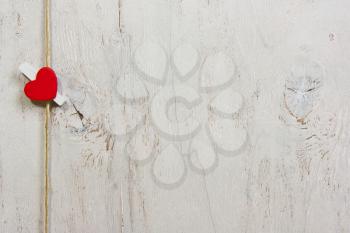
left=1, top=0, right=350, bottom=232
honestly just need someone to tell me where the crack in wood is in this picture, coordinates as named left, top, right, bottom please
left=118, top=0, right=123, bottom=33
left=72, top=103, right=85, bottom=126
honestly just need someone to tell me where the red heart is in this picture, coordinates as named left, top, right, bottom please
left=24, top=67, right=58, bottom=101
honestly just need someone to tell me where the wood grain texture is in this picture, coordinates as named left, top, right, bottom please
left=1, top=0, right=350, bottom=232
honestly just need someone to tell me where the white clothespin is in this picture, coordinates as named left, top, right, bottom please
left=19, top=63, right=67, bottom=106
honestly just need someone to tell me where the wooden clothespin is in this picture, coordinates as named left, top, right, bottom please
left=19, top=62, right=67, bottom=106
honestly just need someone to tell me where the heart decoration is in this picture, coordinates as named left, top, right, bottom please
left=24, top=67, right=58, bottom=101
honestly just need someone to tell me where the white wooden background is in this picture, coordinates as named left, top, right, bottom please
left=1, top=0, right=350, bottom=232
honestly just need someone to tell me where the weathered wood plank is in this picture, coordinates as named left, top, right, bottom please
left=1, top=0, right=350, bottom=233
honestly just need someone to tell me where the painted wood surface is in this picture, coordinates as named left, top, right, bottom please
left=1, top=0, right=350, bottom=232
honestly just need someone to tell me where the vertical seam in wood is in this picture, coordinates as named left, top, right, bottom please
left=118, top=0, right=123, bottom=33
